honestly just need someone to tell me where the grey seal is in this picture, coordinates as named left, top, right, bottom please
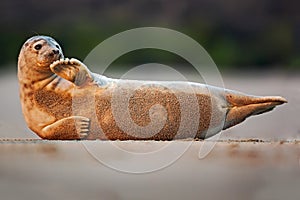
left=18, top=36, right=287, bottom=140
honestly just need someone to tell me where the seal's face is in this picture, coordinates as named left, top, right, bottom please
left=22, top=36, right=64, bottom=70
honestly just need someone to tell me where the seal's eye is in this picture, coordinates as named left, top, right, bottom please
left=34, top=44, right=42, bottom=50
left=55, top=45, right=60, bottom=49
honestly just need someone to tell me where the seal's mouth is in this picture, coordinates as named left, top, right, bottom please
left=36, top=53, right=63, bottom=68
left=48, top=52, right=63, bottom=65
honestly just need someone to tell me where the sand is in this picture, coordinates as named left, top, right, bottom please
left=0, top=139, right=299, bottom=200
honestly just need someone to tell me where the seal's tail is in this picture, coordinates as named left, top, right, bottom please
left=223, top=91, right=287, bottom=130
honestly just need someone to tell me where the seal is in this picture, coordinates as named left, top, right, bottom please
left=18, top=36, right=287, bottom=140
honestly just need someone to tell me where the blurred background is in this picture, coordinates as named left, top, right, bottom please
left=1, top=0, right=300, bottom=71
left=0, top=2, right=300, bottom=200
left=0, top=0, right=299, bottom=140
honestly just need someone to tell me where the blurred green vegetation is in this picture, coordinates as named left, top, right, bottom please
left=1, top=0, right=299, bottom=71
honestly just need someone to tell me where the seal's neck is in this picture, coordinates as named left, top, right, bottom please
left=18, top=58, right=57, bottom=89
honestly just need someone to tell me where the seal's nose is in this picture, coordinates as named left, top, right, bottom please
left=52, top=49, right=59, bottom=54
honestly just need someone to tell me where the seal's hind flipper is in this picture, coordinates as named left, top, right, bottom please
left=223, top=92, right=287, bottom=130
left=50, top=58, right=93, bottom=86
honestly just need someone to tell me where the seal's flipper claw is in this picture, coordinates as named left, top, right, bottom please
left=50, top=58, right=93, bottom=86
left=76, top=117, right=91, bottom=139
left=223, top=91, right=287, bottom=130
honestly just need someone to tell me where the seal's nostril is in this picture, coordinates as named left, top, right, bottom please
left=53, top=49, right=59, bottom=54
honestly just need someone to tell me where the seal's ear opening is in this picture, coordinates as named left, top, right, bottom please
left=223, top=92, right=287, bottom=130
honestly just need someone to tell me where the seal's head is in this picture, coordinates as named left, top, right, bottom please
left=18, top=36, right=64, bottom=76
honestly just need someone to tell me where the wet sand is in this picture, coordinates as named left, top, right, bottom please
left=0, top=140, right=299, bottom=200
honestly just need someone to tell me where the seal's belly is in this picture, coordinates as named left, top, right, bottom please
left=28, top=78, right=74, bottom=131
left=71, top=81, right=228, bottom=140
left=34, top=89, right=73, bottom=119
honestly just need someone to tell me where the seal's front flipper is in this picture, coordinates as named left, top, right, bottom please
left=41, top=116, right=90, bottom=140
left=50, top=58, right=93, bottom=86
